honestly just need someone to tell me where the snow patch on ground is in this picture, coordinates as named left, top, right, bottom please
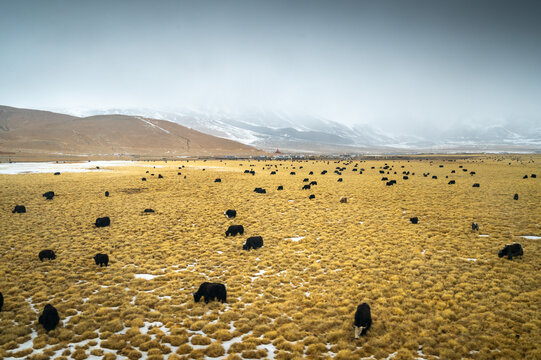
left=0, top=161, right=162, bottom=174
left=134, top=273, right=161, bottom=280
left=285, top=236, right=305, bottom=242
left=522, top=235, right=541, bottom=240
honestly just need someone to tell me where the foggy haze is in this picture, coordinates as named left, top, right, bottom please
left=1, top=0, right=540, bottom=134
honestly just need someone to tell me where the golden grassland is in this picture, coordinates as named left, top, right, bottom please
left=0, top=155, right=540, bottom=360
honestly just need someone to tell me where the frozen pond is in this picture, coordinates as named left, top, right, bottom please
left=0, top=161, right=163, bottom=174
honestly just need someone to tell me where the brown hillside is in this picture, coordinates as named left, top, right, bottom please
left=0, top=105, right=264, bottom=158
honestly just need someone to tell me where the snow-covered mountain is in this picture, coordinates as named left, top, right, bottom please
left=55, top=107, right=541, bottom=153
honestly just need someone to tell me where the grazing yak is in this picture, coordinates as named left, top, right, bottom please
left=386, top=181, right=395, bottom=186
left=472, top=183, right=480, bottom=187
left=142, top=177, right=147, bottom=181
left=277, top=185, right=284, bottom=190
left=94, top=253, right=109, bottom=267
left=290, top=172, right=296, bottom=175
left=381, top=177, right=388, bottom=181
left=158, top=174, right=163, bottom=178
left=39, top=304, right=60, bottom=332
left=310, top=181, right=317, bottom=186
left=410, top=217, right=419, bottom=224
left=472, top=222, right=479, bottom=231
left=54, top=172, right=61, bottom=175
left=244, top=170, right=251, bottom=173
left=95, top=217, right=111, bottom=227
left=270, top=171, right=276, bottom=175
left=532, top=174, right=537, bottom=178
left=498, top=243, right=523, bottom=260
left=340, top=197, right=348, bottom=203
left=42, top=191, right=55, bottom=200
left=215, top=178, right=221, bottom=182
left=353, top=303, right=372, bottom=339
left=254, top=187, right=266, bottom=194
left=39, top=249, right=56, bottom=261
left=302, top=184, right=311, bottom=190
left=321, top=170, right=327, bottom=175
left=193, top=282, right=227, bottom=303
left=12, top=205, right=26, bottom=213
left=432, top=176, right=438, bottom=179
left=105, top=191, right=109, bottom=197
left=309, top=171, right=314, bottom=175
left=143, top=209, right=155, bottom=213
left=523, top=175, right=528, bottom=179
left=448, top=180, right=456, bottom=185
left=403, top=176, right=409, bottom=180
left=303, top=178, right=310, bottom=182
left=337, top=178, right=343, bottom=182
left=225, top=209, right=237, bottom=218
left=226, top=225, right=244, bottom=236
left=309, top=194, right=315, bottom=199
left=514, top=193, right=519, bottom=200
left=243, top=236, right=263, bottom=250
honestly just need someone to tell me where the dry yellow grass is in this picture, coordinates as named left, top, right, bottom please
left=0, top=155, right=540, bottom=359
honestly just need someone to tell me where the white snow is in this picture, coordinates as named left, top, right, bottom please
left=134, top=274, right=161, bottom=280
left=0, top=161, right=162, bottom=175
left=479, top=234, right=489, bottom=237
left=285, top=236, right=305, bottom=242
left=250, top=269, right=267, bottom=282
left=136, top=116, right=171, bottom=134
left=522, top=235, right=541, bottom=240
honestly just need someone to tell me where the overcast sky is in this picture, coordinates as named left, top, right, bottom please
left=1, top=0, right=540, bottom=130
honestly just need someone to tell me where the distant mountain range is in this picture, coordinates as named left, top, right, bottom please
left=60, top=107, right=541, bottom=153
left=0, top=105, right=263, bottom=158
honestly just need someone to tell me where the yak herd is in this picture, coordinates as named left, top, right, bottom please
left=4, top=159, right=534, bottom=347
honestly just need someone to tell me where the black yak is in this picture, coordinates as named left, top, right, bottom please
left=226, top=225, right=244, bottom=236
left=12, top=205, right=26, bottom=213
left=243, top=236, right=263, bottom=250
left=498, top=243, right=523, bottom=260
left=94, top=253, right=109, bottom=267
left=193, top=282, right=227, bottom=303
left=410, top=217, right=419, bottom=224
left=225, top=209, right=237, bottom=218
left=39, top=249, right=56, bottom=261
left=42, top=191, right=55, bottom=200
left=95, top=217, right=110, bottom=227
left=39, top=304, right=60, bottom=332
left=353, top=303, right=372, bottom=339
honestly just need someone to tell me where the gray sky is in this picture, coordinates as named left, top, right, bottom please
left=1, top=0, right=540, bottom=129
